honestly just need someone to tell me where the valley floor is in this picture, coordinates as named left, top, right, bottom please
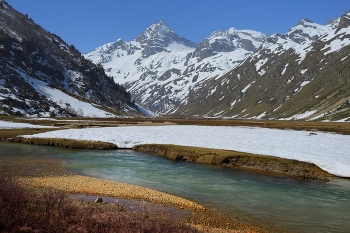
left=1, top=117, right=350, bottom=232
left=12, top=121, right=350, bottom=178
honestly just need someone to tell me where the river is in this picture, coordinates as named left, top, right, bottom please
left=1, top=143, right=349, bottom=233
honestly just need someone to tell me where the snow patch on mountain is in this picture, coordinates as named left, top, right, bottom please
left=85, top=21, right=267, bottom=114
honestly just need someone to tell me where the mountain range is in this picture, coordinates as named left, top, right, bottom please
left=0, top=1, right=138, bottom=117
left=1, top=0, right=349, bottom=121
left=85, top=21, right=267, bottom=115
left=86, top=11, right=350, bottom=121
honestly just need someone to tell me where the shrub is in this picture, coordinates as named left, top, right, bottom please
left=0, top=176, right=198, bottom=233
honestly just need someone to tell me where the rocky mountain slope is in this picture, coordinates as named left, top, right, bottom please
left=85, top=21, right=267, bottom=115
left=87, top=11, right=350, bottom=121
left=0, top=1, right=138, bottom=117
left=175, top=12, right=350, bottom=121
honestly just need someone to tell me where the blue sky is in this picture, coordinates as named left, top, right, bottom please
left=7, top=0, right=350, bottom=53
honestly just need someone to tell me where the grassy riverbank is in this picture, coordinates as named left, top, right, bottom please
left=9, top=137, right=118, bottom=149
left=0, top=144, right=267, bottom=233
left=0, top=176, right=200, bottom=233
left=0, top=117, right=338, bottom=180
left=133, top=144, right=334, bottom=181
left=4, top=133, right=335, bottom=181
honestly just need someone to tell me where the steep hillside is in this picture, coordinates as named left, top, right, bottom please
left=85, top=21, right=266, bottom=114
left=0, top=1, right=138, bottom=117
left=174, top=12, right=350, bottom=121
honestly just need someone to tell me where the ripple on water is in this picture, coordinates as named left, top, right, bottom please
left=1, top=143, right=350, bottom=233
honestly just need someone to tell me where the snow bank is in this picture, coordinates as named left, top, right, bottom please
left=24, top=77, right=113, bottom=118
left=0, top=120, right=54, bottom=129
left=21, top=125, right=350, bottom=177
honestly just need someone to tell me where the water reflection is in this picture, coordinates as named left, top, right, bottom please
left=1, top=143, right=350, bottom=233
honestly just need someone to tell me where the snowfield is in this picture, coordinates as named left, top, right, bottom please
left=0, top=120, right=54, bottom=129
left=16, top=124, right=350, bottom=178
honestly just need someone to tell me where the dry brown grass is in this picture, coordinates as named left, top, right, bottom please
left=0, top=128, right=59, bottom=141
left=9, top=137, right=118, bottom=149
left=0, top=155, right=266, bottom=233
left=71, top=117, right=350, bottom=134
left=133, top=144, right=333, bottom=181
left=4, top=115, right=350, bottom=134
left=0, top=176, right=201, bottom=233
left=1, top=117, right=341, bottom=180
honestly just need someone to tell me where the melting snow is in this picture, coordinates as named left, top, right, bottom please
left=18, top=125, right=350, bottom=177
left=341, top=55, right=349, bottom=61
left=300, top=81, right=310, bottom=87
left=241, top=81, right=255, bottom=93
left=300, top=69, right=308, bottom=74
left=258, top=69, right=266, bottom=76
left=281, top=63, right=289, bottom=76
left=230, top=100, right=237, bottom=107
left=323, top=38, right=350, bottom=55
left=23, top=76, right=113, bottom=117
left=284, top=110, right=317, bottom=120
left=286, top=76, right=294, bottom=84
left=0, top=120, right=54, bottom=129
left=255, top=111, right=266, bottom=119
left=255, top=58, right=268, bottom=71
left=294, top=80, right=310, bottom=94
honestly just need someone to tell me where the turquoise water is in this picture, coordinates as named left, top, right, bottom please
left=1, top=143, right=350, bottom=233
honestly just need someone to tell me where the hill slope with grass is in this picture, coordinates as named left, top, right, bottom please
left=0, top=1, right=138, bottom=117
left=87, top=11, right=350, bottom=121
left=171, top=12, right=350, bottom=121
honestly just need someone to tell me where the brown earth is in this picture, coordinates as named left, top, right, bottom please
left=133, top=144, right=334, bottom=181
left=8, top=137, right=118, bottom=149
left=0, top=144, right=267, bottom=232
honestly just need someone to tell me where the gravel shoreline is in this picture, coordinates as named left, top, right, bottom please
left=18, top=175, right=266, bottom=232
left=1, top=143, right=267, bottom=232
left=18, top=175, right=206, bottom=212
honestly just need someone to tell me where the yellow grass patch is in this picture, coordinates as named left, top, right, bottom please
left=19, top=175, right=206, bottom=212
left=133, top=144, right=333, bottom=181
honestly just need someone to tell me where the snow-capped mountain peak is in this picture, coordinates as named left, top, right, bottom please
left=134, top=21, right=196, bottom=58
left=137, top=20, right=172, bottom=42
left=192, top=28, right=267, bottom=62
left=287, top=18, right=330, bottom=43
left=85, top=21, right=267, bottom=114
left=175, top=11, right=350, bottom=121
left=336, top=11, right=350, bottom=32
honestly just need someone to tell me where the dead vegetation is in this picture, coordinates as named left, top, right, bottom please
left=0, top=146, right=266, bottom=232
left=133, top=144, right=334, bottom=181
left=8, top=137, right=118, bottom=150
left=36, top=117, right=350, bottom=135
left=0, top=128, right=59, bottom=141
left=2, top=115, right=350, bottom=134
left=0, top=116, right=344, bottom=179
left=0, top=176, right=200, bottom=233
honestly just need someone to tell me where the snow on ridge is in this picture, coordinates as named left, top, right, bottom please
left=15, top=69, right=114, bottom=117
left=323, top=37, right=350, bottom=55
left=241, top=81, right=255, bottom=93
left=21, top=125, right=350, bottom=177
left=0, top=25, right=22, bottom=42
left=281, top=63, right=289, bottom=76
left=283, top=110, right=317, bottom=120
left=255, top=58, right=268, bottom=71
left=84, top=21, right=268, bottom=114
